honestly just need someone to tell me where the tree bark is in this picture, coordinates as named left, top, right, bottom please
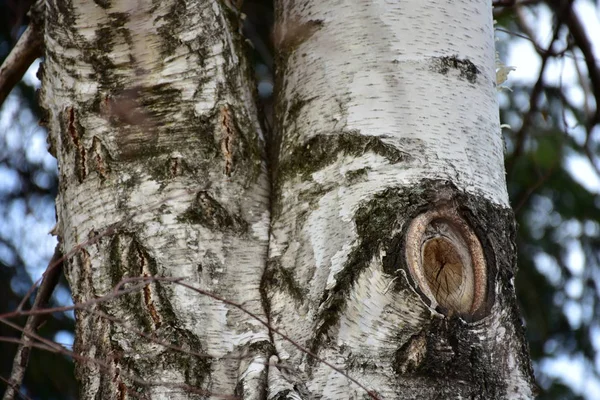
left=39, top=0, right=535, bottom=399
left=40, top=1, right=271, bottom=398
left=265, top=0, right=534, bottom=398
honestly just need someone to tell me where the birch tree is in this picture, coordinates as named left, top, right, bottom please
left=29, top=0, right=535, bottom=398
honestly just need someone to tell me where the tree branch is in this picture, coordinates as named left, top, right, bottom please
left=549, top=0, right=600, bottom=125
left=506, top=19, right=560, bottom=177
left=0, top=3, right=43, bottom=108
left=2, top=246, right=63, bottom=400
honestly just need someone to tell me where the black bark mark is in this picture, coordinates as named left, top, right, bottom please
left=278, top=131, right=410, bottom=187
left=179, top=191, right=249, bottom=234
left=308, top=186, right=417, bottom=358
left=431, top=56, right=480, bottom=84
left=261, top=259, right=306, bottom=305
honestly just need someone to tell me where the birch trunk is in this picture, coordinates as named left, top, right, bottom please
left=40, top=1, right=271, bottom=398
left=38, top=0, right=535, bottom=399
left=265, top=0, right=535, bottom=398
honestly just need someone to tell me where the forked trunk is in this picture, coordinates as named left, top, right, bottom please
left=40, top=0, right=534, bottom=398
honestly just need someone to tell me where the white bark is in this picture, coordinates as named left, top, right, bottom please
left=40, top=0, right=270, bottom=398
left=266, top=0, right=533, bottom=398
left=39, top=0, right=535, bottom=398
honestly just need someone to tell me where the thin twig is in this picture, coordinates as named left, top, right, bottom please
left=2, top=246, right=63, bottom=400
left=165, top=278, right=382, bottom=400
left=0, top=319, right=238, bottom=400
left=548, top=0, right=600, bottom=126
left=514, top=165, right=556, bottom=214
left=0, top=375, right=34, bottom=400
left=506, top=8, right=562, bottom=177
left=4, top=275, right=381, bottom=399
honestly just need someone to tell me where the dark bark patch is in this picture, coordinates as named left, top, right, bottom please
left=88, top=136, right=113, bottom=182
left=269, top=389, right=294, bottom=400
left=88, top=24, right=121, bottom=90
left=431, top=56, right=480, bottom=84
left=70, top=248, right=93, bottom=305
left=60, top=107, right=87, bottom=182
left=117, top=326, right=212, bottom=393
left=147, top=155, right=194, bottom=183
left=220, top=105, right=235, bottom=176
left=275, top=19, right=324, bottom=56
left=131, top=242, right=162, bottom=329
left=107, top=233, right=182, bottom=331
left=168, top=156, right=182, bottom=177
left=108, top=234, right=155, bottom=331
left=179, top=191, right=249, bottom=234
left=401, top=317, right=508, bottom=398
left=261, top=259, right=306, bottom=305
left=394, top=331, right=428, bottom=374
left=217, top=103, right=262, bottom=180
left=345, top=167, right=370, bottom=184
left=93, top=0, right=111, bottom=9
left=278, top=131, right=409, bottom=186
left=309, top=187, right=413, bottom=356
left=156, top=0, right=187, bottom=57
left=49, top=0, right=77, bottom=30
left=60, top=107, right=115, bottom=182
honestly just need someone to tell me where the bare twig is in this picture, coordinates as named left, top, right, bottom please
left=548, top=0, right=600, bottom=126
left=0, top=375, right=34, bottom=400
left=0, top=319, right=238, bottom=400
left=166, top=278, right=381, bottom=400
left=506, top=8, right=562, bottom=177
left=2, top=246, right=63, bottom=400
left=514, top=164, right=556, bottom=214
left=572, top=49, right=593, bottom=121
left=2, top=274, right=381, bottom=400
left=3, top=279, right=159, bottom=321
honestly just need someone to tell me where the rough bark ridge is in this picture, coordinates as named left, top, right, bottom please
left=38, top=0, right=535, bottom=399
left=40, top=0, right=271, bottom=398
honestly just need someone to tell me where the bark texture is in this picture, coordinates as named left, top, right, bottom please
left=39, top=0, right=535, bottom=399
left=40, top=0, right=270, bottom=398
left=264, top=0, right=534, bottom=398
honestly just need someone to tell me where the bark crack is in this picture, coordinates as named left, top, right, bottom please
left=220, top=104, right=235, bottom=176
left=136, top=245, right=162, bottom=329
left=65, top=106, right=87, bottom=182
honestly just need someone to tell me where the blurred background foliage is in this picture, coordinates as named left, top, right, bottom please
left=1, top=0, right=599, bottom=399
